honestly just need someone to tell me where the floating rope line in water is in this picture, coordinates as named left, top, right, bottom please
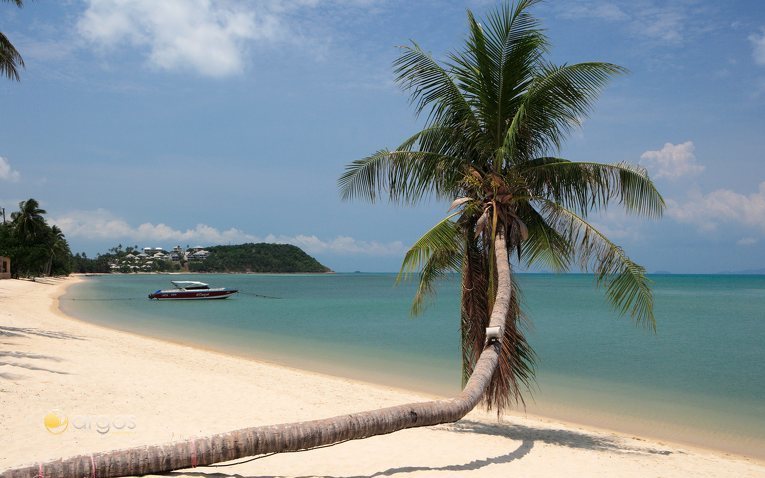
left=60, top=297, right=139, bottom=301
left=238, top=292, right=283, bottom=299
left=63, top=295, right=282, bottom=300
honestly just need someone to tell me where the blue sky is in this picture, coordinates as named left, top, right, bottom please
left=1, top=0, right=764, bottom=273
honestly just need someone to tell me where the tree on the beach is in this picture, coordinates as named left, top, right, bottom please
left=1, top=2, right=662, bottom=476
left=43, top=225, right=71, bottom=276
left=340, top=0, right=663, bottom=411
left=1, top=0, right=25, bottom=81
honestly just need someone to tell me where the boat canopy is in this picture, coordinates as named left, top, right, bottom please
left=171, top=281, right=209, bottom=290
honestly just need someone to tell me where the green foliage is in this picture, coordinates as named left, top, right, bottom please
left=70, top=252, right=112, bottom=274
left=0, top=198, right=73, bottom=277
left=189, top=243, right=330, bottom=273
left=1, top=0, right=25, bottom=81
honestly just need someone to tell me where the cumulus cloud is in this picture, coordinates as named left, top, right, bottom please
left=77, top=0, right=281, bottom=77
left=0, top=156, right=21, bottom=182
left=750, top=28, right=765, bottom=66
left=640, top=141, right=704, bottom=180
left=75, top=0, right=389, bottom=77
left=51, top=209, right=405, bottom=256
left=667, top=182, right=765, bottom=233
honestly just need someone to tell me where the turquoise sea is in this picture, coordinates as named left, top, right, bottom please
left=61, top=273, right=765, bottom=459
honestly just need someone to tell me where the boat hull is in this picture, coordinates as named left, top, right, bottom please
left=148, top=289, right=238, bottom=300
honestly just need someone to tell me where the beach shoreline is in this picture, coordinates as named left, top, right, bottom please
left=1, top=276, right=764, bottom=477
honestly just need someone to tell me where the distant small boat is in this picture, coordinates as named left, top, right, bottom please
left=148, top=281, right=238, bottom=300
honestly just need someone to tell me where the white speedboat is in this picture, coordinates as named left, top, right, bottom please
left=148, top=281, right=238, bottom=300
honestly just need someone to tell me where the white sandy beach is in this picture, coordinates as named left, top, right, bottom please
left=1, top=277, right=764, bottom=478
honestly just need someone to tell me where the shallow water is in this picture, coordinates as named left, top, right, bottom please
left=61, top=273, right=765, bottom=459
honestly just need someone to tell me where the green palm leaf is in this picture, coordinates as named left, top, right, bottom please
left=0, top=31, right=24, bottom=81
left=397, top=213, right=462, bottom=314
left=517, top=203, right=572, bottom=271
left=505, top=62, right=627, bottom=162
left=538, top=199, right=656, bottom=329
left=338, top=148, right=466, bottom=203
left=523, top=159, right=665, bottom=217
left=394, top=42, right=480, bottom=136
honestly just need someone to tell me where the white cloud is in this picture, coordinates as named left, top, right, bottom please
left=51, top=209, right=405, bottom=256
left=750, top=28, right=765, bottom=66
left=557, top=2, right=627, bottom=21
left=77, top=0, right=281, bottom=77
left=632, top=9, right=685, bottom=43
left=667, top=182, right=765, bottom=234
left=553, top=1, right=706, bottom=45
left=0, top=156, right=21, bottom=182
left=640, top=141, right=704, bottom=180
left=75, top=0, right=389, bottom=77
left=737, top=237, right=758, bottom=246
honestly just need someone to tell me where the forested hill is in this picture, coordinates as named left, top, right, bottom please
left=189, top=243, right=331, bottom=273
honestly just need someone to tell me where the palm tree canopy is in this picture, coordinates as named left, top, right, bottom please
left=1, top=0, right=25, bottom=81
left=11, top=198, right=47, bottom=241
left=340, top=0, right=663, bottom=412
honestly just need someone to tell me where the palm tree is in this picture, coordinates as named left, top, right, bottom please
left=1, top=2, right=663, bottom=476
left=1, top=0, right=25, bottom=81
left=339, top=0, right=663, bottom=411
left=44, top=225, right=69, bottom=276
left=11, top=198, right=47, bottom=242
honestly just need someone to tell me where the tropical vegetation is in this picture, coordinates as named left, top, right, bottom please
left=189, top=243, right=330, bottom=273
left=1, top=0, right=25, bottom=81
left=0, top=198, right=73, bottom=277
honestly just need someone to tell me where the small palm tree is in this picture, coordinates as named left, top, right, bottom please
left=0, top=0, right=24, bottom=81
left=339, top=0, right=663, bottom=411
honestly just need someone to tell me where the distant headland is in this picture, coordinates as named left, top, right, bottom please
left=72, top=243, right=332, bottom=274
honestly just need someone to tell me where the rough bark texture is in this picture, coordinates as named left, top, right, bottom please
left=2, top=230, right=512, bottom=478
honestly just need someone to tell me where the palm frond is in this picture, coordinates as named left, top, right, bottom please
left=505, top=62, right=627, bottom=161
left=0, top=32, right=24, bottom=81
left=410, top=245, right=462, bottom=316
left=538, top=199, right=656, bottom=329
left=338, top=148, right=467, bottom=204
left=485, top=0, right=547, bottom=152
left=517, top=203, right=572, bottom=271
left=523, top=159, right=665, bottom=217
left=397, top=213, right=462, bottom=314
left=338, top=149, right=392, bottom=202
left=394, top=43, right=481, bottom=135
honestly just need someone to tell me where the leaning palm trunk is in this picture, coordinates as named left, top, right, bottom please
left=2, top=229, right=512, bottom=478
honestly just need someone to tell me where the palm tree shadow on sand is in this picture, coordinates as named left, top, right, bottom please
left=0, top=328, right=81, bottom=381
left=165, top=420, right=671, bottom=478
left=439, top=420, right=672, bottom=455
left=165, top=440, right=533, bottom=478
